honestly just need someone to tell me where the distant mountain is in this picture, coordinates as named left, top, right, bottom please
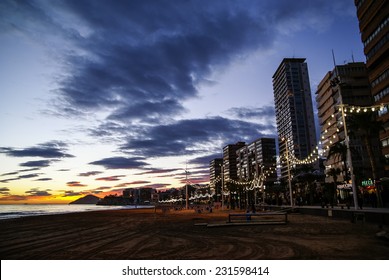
left=69, top=194, right=100, bottom=205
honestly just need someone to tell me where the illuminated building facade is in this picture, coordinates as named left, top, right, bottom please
left=355, top=0, right=389, bottom=174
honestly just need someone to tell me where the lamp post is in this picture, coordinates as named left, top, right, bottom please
left=338, top=103, right=358, bottom=210
left=221, top=164, right=224, bottom=211
left=331, top=73, right=359, bottom=210
left=185, top=167, right=189, bottom=210
left=282, top=137, right=294, bottom=207
left=263, top=185, right=266, bottom=205
left=258, top=165, right=264, bottom=206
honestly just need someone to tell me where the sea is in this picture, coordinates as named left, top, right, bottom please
left=0, top=204, right=149, bottom=220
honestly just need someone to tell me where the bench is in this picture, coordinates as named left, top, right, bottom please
left=228, top=212, right=288, bottom=224
left=338, top=203, right=350, bottom=209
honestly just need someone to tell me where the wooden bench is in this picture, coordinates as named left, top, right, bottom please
left=228, top=212, right=288, bottom=224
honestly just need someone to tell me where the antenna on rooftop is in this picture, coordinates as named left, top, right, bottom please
left=331, top=49, right=337, bottom=67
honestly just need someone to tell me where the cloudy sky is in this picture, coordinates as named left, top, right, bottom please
left=0, top=0, right=365, bottom=203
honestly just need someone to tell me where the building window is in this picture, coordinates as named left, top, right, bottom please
left=364, top=16, right=389, bottom=47
left=366, top=32, right=389, bottom=61
left=372, top=69, right=389, bottom=88
left=382, top=138, right=389, bottom=148
left=374, top=86, right=389, bottom=102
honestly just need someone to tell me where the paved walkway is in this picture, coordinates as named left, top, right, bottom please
left=296, top=205, right=389, bottom=214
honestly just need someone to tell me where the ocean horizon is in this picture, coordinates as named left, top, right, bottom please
left=0, top=204, right=151, bottom=220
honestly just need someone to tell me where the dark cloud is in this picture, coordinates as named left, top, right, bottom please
left=88, top=121, right=128, bottom=139
left=144, top=183, right=171, bottom=189
left=135, top=168, right=181, bottom=176
left=226, top=106, right=276, bottom=120
left=62, top=190, right=87, bottom=197
left=115, top=180, right=150, bottom=187
left=0, top=187, right=10, bottom=194
left=0, top=179, right=14, bottom=183
left=188, top=153, right=223, bottom=167
left=25, top=188, right=52, bottom=197
left=95, top=175, right=125, bottom=181
left=110, top=181, right=151, bottom=189
left=1, top=173, right=43, bottom=183
left=1, top=171, right=19, bottom=177
left=0, top=195, right=27, bottom=201
left=1, top=168, right=51, bottom=183
left=50, top=0, right=274, bottom=121
left=78, top=171, right=104, bottom=177
left=122, top=117, right=275, bottom=157
left=0, top=141, right=74, bottom=158
left=18, top=173, right=42, bottom=179
left=108, top=99, right=186, bottom=124
left=2, top=0, right=280, bottom=126
left=18, top=167, right=42, bottom=173
left=123, top=180, right=151, bottom=185
left=89, top=156, right=149, bottom=170
left=66, top=181, right=87, bottom=187
left=20, top=160, right=53, bottom=167
left=34, top=178, right=53, bottom=181
left=94, top=186, right=112, bottom=190
left=113, top=183, right=171, bottom=190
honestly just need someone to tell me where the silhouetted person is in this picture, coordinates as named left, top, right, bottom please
left=358, top=193, right=363, bottom=210
left=251, top=203, right=256, bottom=213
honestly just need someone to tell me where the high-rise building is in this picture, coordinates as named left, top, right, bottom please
left=355, top=0, right=389, bottom=174
left=316, top=62, right=382, bottom=183
left=209, top=158, right=223, bottom=201
left=236, top=138, right=277, bottom=184
left=223, top=141, right=246, bottom=183
left=273, top=58, right=317, bottom=179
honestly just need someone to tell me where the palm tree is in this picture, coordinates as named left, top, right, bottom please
left=347, top=111, right=385, bottom=207
left=327, top=142, right=349, bottom=182
left=292, top=164, right=322, bottom=205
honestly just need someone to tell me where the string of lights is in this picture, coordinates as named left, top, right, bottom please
left=159, top=103, right=388, bottom=204
left=281, top=102, right=389, bottom=166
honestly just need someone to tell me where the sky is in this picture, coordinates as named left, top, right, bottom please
left=0, top=0, right=366, bottom=204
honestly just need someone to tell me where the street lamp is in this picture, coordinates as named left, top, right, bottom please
left=220, top=164, right=224, bottom=211
left=282, top=137, right=293, bottom=207
left=331, top=74, right=359, bottom=210
left=338, top=103, right=358, bottom=210
left=185, top=167, right=189, bottom=210
left=263, top=185, right=266, bottom=205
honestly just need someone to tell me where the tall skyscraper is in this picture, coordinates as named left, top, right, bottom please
left=273, top=58, right=317, bottom=179
left=355, top=0, right=389, bottom=175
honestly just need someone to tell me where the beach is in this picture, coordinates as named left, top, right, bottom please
left=1, top=208, right=388, bottom=260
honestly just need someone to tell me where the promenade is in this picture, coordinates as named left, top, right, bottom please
left=266, top=205, right=389, bottom=225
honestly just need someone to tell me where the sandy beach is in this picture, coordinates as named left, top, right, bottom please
left=1, top=208, right=388, bottom=260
